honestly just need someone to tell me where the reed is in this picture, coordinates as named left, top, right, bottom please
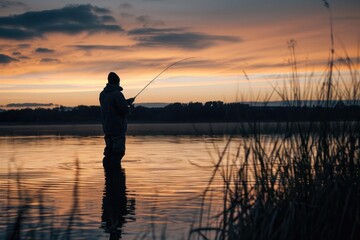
left=191, top=9, right=359, bottom=240
left=192, top=117, right=359, bottom=239
left=4, top=158, right=81, bottom=240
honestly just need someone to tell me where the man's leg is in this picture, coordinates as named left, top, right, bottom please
left=103, top=135, right=113, bottom=168
left=104, top=135, right=113, bottom=157
left=111, top=134, right=126, bottom=166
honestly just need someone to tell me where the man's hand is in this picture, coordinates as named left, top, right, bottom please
left=127, top=97, right=135, bottom=105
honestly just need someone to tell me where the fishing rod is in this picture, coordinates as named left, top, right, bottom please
left=133, top=57, right=193, bottom=100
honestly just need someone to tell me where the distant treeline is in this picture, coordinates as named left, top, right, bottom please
left=0, top=101, right=359, bottom=124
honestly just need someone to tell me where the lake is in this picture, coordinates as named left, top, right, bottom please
left=0, top=124, right=235, bottom=239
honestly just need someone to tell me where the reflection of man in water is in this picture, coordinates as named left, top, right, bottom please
left=99, top=72, right=134, bottom=166
left=101, top=165, right=128, bottom=239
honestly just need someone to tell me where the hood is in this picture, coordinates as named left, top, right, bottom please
left=103, top=83, right=123, bottom=92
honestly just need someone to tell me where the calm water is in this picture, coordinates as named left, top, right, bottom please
left=0, top=125, right=233, bottom=239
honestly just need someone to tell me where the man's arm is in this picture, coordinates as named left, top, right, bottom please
left=115, top=92, right=131, bottom=115
left=126, top=97, right=135, bottom=105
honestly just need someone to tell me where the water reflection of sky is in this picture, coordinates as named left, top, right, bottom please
left=0, top=134, right=226, bottom=239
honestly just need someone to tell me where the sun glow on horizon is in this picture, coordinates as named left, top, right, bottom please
left=0, top=0, right=359, bottom=106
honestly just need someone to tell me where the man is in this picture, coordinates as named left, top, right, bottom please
left=99, top=72, right=135, bottom=166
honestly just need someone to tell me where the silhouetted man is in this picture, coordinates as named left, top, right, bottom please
left=100, top=72, right=134, bottom=166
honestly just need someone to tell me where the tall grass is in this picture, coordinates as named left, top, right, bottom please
left=192, top=119, right=359, bottom=239
left=191, top=2, right=360, bottom=239
left=3, top=158, right=81, bottom=240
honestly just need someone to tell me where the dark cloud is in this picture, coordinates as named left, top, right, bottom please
left=128, top=27, right=240, bottom=50
left=17, top=43, right=31, bottom=48
left=40, top=58, right=60, bottom=63
left=12, top=51, right=29, bottom=59
left=17, top=55, right=29, bottom=59
left=35, top=47, right=55, bottom=53
left=0, top=27, right=39, bottom=40
left=0, top=53, right=18, bottom=64
left=6, top=103, right=56, bottom=108
left=135, top=15, right=165, bottom=27
left=128, top=27, right=184, bottom=35
left=0, top=0, right=26, bottom=9
left=120, top=12, right=134, bottom=18
left=70, top=44, right=129, bottom=51
left=0, top=4, right=124, bottom=40
left=119, top=3, right=132, bottom=9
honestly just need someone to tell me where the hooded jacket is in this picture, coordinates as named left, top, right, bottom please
left=99, top=83, right=130, bottom=135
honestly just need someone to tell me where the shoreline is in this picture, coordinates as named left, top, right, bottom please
left=0, top=122, right=357, bottom=136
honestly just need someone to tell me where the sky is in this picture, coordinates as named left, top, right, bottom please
left=0, top=0, right=359, bottom=106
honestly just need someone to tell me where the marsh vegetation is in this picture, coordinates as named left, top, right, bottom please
left=2, top=2, right=359, bottom=240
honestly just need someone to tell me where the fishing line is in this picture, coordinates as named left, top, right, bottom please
left=133, top=57, right=193, bottom=99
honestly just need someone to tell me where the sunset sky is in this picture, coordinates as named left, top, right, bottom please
left=0, top=0, right=359, bottom=106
